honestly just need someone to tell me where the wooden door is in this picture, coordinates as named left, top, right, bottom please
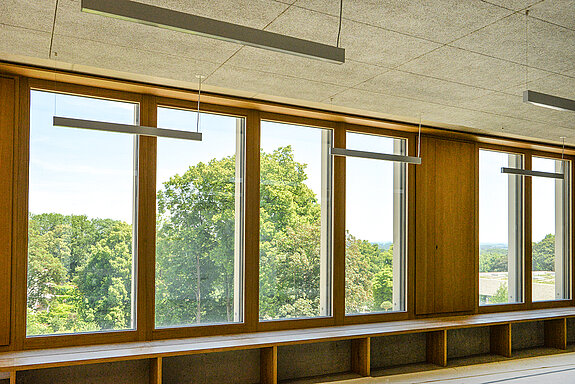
left=415, top=136, right=476, bottom=315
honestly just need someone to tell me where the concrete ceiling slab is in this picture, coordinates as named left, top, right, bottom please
left=0, top=0, right=56, bottom=33
left=460, top=91, right=573, bottom=129
left=504, top=71, right=575, bottom=100
left=206, top=64, right=345, bottom=102
left=529, top=0, right=575, bottom=31
left=54, top=0, right=240, bottom=64
left=478, top=0, right=543, bottom=11
left=224, top=46, right=385, bottom=88
left=327, top=88, right=441, bottom=121
left=137, top=0, right=291, bottom=29
left=339, top=19, right=442, bottom=68
left=292, top=0, right=512, bottom=43
left=397, top=45, right=548, bottom=92
left=355, top=69, right=493, bottom=107
left=451, top=12, right=575, bottom=73
left=52, top=35, right=221, bottom=82
left=0, top=0, right=573, bottom=144
left=0, top=24, right=51, bottom=59
left=264, top=4, right=340, bottom=45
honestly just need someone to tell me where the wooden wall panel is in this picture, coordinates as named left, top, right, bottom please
left=0, top=76, right=15, bottom=346
left=416, top=137, right=476, bottom=315
left=415, top=138, right=436, bottom=315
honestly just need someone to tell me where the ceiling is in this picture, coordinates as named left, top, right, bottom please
left=1, top=0, right=574, bottom=143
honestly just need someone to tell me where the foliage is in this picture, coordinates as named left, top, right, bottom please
left=27, top=214, right=130, bottom=335
left=489, top=283, right=508, bottom=304
left=533, top=234, right=555, bottom=272
left=36, top=146, right=559, bottom=332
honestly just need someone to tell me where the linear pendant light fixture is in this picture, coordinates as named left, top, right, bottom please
left=330, top=148, right=422, bottom=165
left=523, top=90, right=575, bottom=112
left=501, top=167, right=564, bottom=179
left=81, top=0, right=345, bottom=64
left=521, top=11, right=575, bottom=112
left=53, top=117, right=203, bottom=141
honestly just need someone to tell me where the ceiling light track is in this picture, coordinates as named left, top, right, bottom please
left=81, top=0, right=345, bottom=64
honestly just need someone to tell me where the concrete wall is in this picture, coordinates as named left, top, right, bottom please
left=447, top=327, right=490, bottom=359
left=567, top=318, right=575, bottom=344
left=16, top=360, right=149, bottom=384
left=163, top=349, right=260, bottom=384
left=512, top=321, right=544, bottom=350
left=370, top=333, right=426, bottom=368
left=278, top=340, right=351, bottom=381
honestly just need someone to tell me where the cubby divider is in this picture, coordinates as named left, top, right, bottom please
left=260, top=346, right=277, bottom=384
left=490, top=323, right=512, bottom=357
left=149, top=357, right=162, bottom=384
left=351, top=337, right=370, bottom=377
left=426, top=330, right=447, bottom=367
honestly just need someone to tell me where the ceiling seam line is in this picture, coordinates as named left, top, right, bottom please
left=50, top=32, right=224, bottom=67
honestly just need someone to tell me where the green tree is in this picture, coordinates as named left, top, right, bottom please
left=533, top=234, right=555, bottom=272
left=489, top=283, right=508, bottom=304
left=479, top=248, right=508, bottom=273
left=27, top=214, right=133, bottom=335
left=75, top=222, right=133, bottom=330
left=156, top=155, right=238, bottom=325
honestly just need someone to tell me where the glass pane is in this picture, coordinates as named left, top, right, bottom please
left=532, top=157, right=570, bottom=301
left=155, top=108, right=244, bottom=327
left=27, top=90, right=137, bottom=336
left=345, top=132, right=406, bottom=314
left=259, top=121, right=332, bottom=320
left=479, top=150, right=523, bottom=305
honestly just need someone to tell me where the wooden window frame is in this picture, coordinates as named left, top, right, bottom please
left=477, top=143, right=575, bottom=314
left=0, top=62, right=573, bottom=351
left=341, top=124, right=416, bottom=325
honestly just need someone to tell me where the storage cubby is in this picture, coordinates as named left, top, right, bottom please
left=447, top=327, right=490, bottom=359
left=371, top=333, right=427, bottom=370
left=512, top=321, right=544, bottom=351
left=16, top=359, right=151, bottom=384
left=277, top=340, right=359, bottom=383
left=567, top=318, right=575, bottom=345
left=162, top=349, right=260, bottom=384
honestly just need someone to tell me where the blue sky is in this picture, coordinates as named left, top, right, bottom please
left=480, top=150, right=559, bottom=244
left=30, top=90, right=560, bottom=246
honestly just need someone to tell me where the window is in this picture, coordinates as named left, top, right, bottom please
left=479, top=150, right=523, bottom=305
left=345, top=132, right=406, bottom=314
left=259, top=121, right=332, bottom=320
left=27, top=90, right=137, bottom=336
left=155, top=107, right=245, bottom=327
left=532, top=156, right=571, bottom=302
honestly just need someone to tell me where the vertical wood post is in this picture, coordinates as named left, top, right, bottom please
left=545, top=318, right=567, bottom=350
left=10, top=371, right=16, bottom=384
left=149, top=357, right=162, bottom=384
left=490, top=323, right=512, bottom=357
left=351, top=337, right=370, bottom=377
left=426, top=330, right=447, bottom=367
left=260, top=346, right=277, bottom=384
